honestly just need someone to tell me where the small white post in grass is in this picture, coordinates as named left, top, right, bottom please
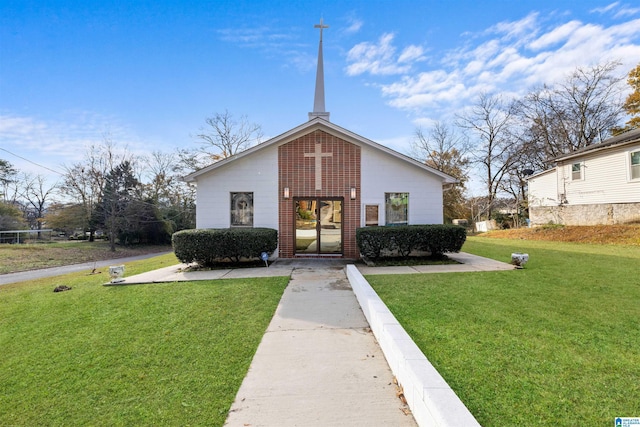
left=109, top=265, right=125, bottom=283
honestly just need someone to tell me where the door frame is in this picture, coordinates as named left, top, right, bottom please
left=293, top=197, right=344, bottom=256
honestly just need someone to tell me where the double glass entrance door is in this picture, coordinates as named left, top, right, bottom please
left=295, top=198, right=342, bottom=255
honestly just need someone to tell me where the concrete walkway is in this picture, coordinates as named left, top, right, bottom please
left=358, top=251, right=515, bottom=275
left=224, top=265, right=417, bottom=426
left=112, top=252, right=513, bottom=285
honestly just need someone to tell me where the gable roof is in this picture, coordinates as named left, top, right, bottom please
left=553, top=127, right=640, bottom=163
left=183, top=117, right=457, bottom=184
left=528, top=128, right=640, bottom=179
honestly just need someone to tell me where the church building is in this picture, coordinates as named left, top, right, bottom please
left=184, top=20, right=456, bottom=259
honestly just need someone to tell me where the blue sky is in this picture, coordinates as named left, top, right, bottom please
left=1, top=0, right=640, bottom=195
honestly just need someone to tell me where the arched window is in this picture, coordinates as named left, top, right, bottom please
left=230, top=192, right=253, bottom=227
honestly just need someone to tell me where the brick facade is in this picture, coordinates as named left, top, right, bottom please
left=278, top=129, right=361, bottom=258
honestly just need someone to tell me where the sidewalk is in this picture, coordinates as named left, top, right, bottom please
left=113, top=252, right=513, bottom=285
left=224, top=265, right=417, bottom=426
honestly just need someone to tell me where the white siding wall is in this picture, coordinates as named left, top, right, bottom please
left=559, top=142, right=640, bottom=205
left=360, top=145, right=444, bottom=225
left=528, top=170, right=558, bottom=207
left=194, top=146, right=279, bottom=229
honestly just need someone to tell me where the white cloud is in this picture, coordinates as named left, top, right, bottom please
left=590, top=2, right=640, bottom=18
left=217, top=26, right=313, bottom=72
left=345, top=17, right=363, bottom=34
left=348, top=11, right=640, bottom=123
left=284, top=50, right=316, bottom=73
left=217, top=27, right=294, bottom=46
left=528, top=20, right=582, bottom=50
left=485, top=12, right=539, bottom=42
left=346, top=33, right=425, bottom=76
left=398, top=45, right=425, bottom=63
left=0, top=112, right=145, bottom=184
left=613, top=6, right=640, bottom=18
left=590, top=2, right=620, bottom=14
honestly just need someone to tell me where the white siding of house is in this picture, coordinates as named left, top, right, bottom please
left=558, top=142, right=640, bottom=205
left=360, top=145, right=444, bottom=225
left=194, top=145, right=279, bottom=229
left=528, top=170, right=558, bottom=207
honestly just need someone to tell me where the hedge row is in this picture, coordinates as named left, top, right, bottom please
left=172, top=228, right=278, bottom=266
left=356, top=224, right=466, bottom=259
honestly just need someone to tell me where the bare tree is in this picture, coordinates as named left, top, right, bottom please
left=457, top=93, right=518, bottom=219
left=21, top=173, right=58, bottom=235
left=516, top=61, right=625, bottom=163
left=412, top=122, right=471, bottom=222
left=195, top=110, right=263, bottom=162
left=143, top=151, right=177, bottom=205
left=141, top=150, right=195, bottom=231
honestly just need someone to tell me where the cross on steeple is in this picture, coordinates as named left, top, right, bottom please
left=315, top=17, right=328, bottom=42
left=309, top=18, right=330, bottom=121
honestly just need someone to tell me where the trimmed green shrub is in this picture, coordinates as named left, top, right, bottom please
left=356, top=224, right=466, bottom=260
left=172, top=228, right=278, bottom=266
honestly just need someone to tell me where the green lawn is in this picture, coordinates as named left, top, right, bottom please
left=367, top=237, right=640, bottom=427
left=0, top=254, right=288, bottom=426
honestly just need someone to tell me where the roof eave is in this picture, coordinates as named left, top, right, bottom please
left=182, top=117, right=458, bottom=184
left=553, top=128, right=640, bottom=163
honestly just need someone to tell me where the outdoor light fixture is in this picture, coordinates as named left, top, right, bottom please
left=283, top=187, right=290, bottom=199
left=350, top=187, right=357, bottom=200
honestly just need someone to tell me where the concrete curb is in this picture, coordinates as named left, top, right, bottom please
left=346, top=265, right=481, bottom=427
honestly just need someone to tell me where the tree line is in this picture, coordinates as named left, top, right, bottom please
left=1, top=62, right=638, bottom=241
left=412, top=61, right=640, bottom=226
left=0, top=110, right=263, bottom=250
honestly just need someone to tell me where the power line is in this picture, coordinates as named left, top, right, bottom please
left=0, top=147, right=64, bottom=175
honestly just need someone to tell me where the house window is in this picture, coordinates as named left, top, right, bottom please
left=385, top=193, right=408, bottom=225
left=571, top=162, right=583, bottom=181
left=631, top=151, right=640, bottom=180
left=230, top=192, right=253, bottom=227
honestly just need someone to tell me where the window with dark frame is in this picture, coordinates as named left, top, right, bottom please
left=631, top=151, right=640, bottom=180
left=571, top=162, right=583, bottom=181
left=230, top=192, right=253, bottom=227
left=385, top=193, right=408, bottom=225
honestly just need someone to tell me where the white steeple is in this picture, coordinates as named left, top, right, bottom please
left=309, top=18, right=330, bottom=121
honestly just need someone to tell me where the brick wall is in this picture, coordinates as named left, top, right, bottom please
left=278, top=129, right=361, bottom=258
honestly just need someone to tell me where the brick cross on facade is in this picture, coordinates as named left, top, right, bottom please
left=304, top=142, right=332, bottom=190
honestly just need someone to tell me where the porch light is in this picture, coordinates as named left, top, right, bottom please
left=350, top=187, right=356, bottom=200
left=284, top=187, right=290, bottom=199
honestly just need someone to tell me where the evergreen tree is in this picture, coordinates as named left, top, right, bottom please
left=100, top=161, right=139, bottom=251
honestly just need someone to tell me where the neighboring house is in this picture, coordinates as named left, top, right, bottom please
left=528, top=128, right=640, bottom=226
left=183, top=22, right=456, bottom=259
